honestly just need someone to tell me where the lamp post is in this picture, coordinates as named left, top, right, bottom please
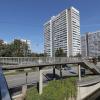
left=26, top=72, right=28, bottom=84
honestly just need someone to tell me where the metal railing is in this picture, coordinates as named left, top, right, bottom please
left=0, top=67, right=11, bottom=100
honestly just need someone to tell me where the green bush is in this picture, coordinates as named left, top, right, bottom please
left=41, top=80, right=65, bottom=100
left=25, top=78, right=77, bottom=100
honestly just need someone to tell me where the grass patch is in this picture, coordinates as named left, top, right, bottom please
left=25, top=87, right=40, bottom=100
left=25, top=77, right=77, bottom=100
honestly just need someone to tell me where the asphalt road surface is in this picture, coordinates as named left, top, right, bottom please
left=5, top=67, right=78, bottom=88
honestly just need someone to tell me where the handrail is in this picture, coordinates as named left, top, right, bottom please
left=0, top=67, right=11, bottom=100
left=0, top=57, right=83, bottom=65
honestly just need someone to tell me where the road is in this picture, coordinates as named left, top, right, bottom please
left=5, top=67, right=78, bottom=88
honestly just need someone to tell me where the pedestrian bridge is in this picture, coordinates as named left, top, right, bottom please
left=0, top=57, right=100, bottom=74
left=0, top=56, right=100, bottom=100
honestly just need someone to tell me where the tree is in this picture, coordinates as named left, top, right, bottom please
left=55, top=48, right=66, bottom=57
left=31, top=52, right=47, bottom=57
left=0, top=39, right=31, bottom=57
left=2, top=44, right=12, bottom=57
left=75, top=53, right=82, bottom=57
left=0, top=40, right=8, bottom=57
left=11, top=39, right=31, bottom=57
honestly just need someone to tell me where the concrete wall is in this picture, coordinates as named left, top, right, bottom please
left=77, top=82, right=100, bottom=100
left=12, top=94, right=23, bottom=100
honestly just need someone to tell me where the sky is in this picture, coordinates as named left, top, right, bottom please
left=0, top=0, right=100, bottom=53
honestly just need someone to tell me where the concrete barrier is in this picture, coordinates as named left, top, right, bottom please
left=77, top=82, right=100, bottom=100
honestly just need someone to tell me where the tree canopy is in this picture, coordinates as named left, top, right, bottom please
left=0, top=39, right=31, bottom=57
left=55, top=48, right=66, bottom=57
left=0, top=39, right=47, bottom=57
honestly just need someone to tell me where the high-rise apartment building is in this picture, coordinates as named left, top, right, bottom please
left=81, top=34, right=88, bottom=57
left=44, top=7, right=81, bottom=57
left=81, top=31, right=100, bottom=57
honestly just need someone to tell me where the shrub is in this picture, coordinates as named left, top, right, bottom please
left=26, top=78, right=77, bottom=100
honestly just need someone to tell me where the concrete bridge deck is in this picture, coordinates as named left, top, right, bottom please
left=0, top=57, right=100, bottom=74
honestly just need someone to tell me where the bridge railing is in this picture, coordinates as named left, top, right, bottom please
left=0, top=57, right=83, bottom=65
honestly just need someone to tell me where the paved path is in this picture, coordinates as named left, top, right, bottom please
left=77, top=75, right=100, bottom=86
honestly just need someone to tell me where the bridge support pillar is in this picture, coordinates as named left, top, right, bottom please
left=53, top=66, right=55, bottom=80
left=39, top=69, right=43, bottom=95
left=22, top=85, right=27, bottom=98
left=78, top=64, right=81, bottom=81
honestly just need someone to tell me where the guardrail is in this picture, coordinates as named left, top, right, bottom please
left=0, top=67, right=11, bottom=100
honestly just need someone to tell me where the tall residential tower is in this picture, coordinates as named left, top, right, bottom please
left=44, top=7, right=81, bottom=57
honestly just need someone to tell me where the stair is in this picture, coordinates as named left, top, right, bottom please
left=82, top=60, right=100, bottom=74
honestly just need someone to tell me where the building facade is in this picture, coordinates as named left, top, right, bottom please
left=12, top=39, right=31, bottom=56
left=81, top=34, right=88, bottom=57
left=21, top=39, right=31, bottom=51
left=44, top=7, right=81, bottom=57
left=81, top=31, right=100, bottom=57
left=20, top=39, right=31, bottom=56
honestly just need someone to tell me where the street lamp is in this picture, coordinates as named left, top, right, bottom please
left=26, top=72, right=28, bottom=84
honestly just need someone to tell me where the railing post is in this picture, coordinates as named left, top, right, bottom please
left=18, top=57, right=19, bottom=64
left=3, top=58, right=4, bottom=65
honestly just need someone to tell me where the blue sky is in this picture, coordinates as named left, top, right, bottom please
left=0, top=0, right=100, bottom=53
